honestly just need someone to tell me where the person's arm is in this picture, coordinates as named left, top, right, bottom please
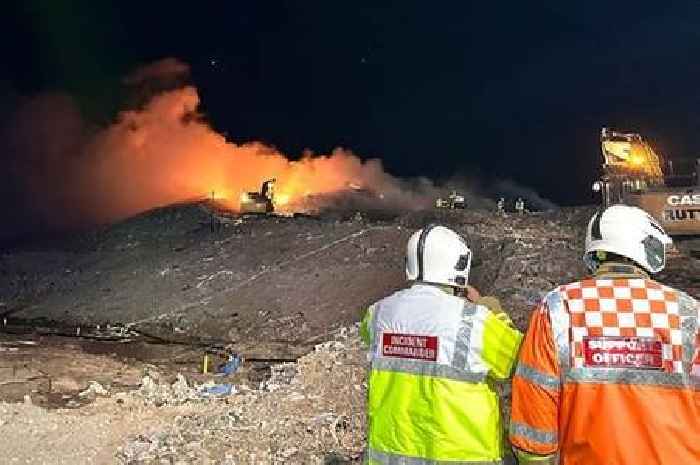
left=360, top=304, right=376, bottom=347
left=509, top=295, right=561, bottom=462
left=472, top=293, right=523, bottom=380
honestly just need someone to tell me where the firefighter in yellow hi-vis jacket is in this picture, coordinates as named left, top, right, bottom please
left=361, top=224, right=523, bottom=464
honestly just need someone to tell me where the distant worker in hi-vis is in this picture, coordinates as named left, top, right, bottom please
left=361, top=224, right=522, bottom=464
left=510, top=205, right=700, bottom=465
left=497, top=197, right=506, bottom=215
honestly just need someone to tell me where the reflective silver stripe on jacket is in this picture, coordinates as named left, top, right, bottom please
left=365, top=447, right=502, bottom=465
left=367, top=303, right=379, bottom=356
left=509, top=422, right=557, bottom=446
left=679, top=292, right=699, bottom=377
left=513, top=448, right=558, bottom=465
left=565, top=369, right=697, bottom=388
left=452, top=303, right=478, bottom=371
left=372, top=357, right=487, bottom=383
left=546, top=290, right=570, bottom=372
left=515, top=363, right=560, bottom=390
left=678, top=291, right=697, bottom=318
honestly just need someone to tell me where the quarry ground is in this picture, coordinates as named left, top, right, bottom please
left=0, top=203, right=698, bottom=464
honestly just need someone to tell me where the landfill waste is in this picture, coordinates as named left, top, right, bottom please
left=0, top=205, right=697, bottom=464
left=78, top=381, right=110, bottom=399
left=137, top=373, right=199, bottom=406
left=116, top=325, right=366, bottom=464
left=265, top=362, right=298, bottom=391
left=198, top=383, right=236, bottom=397
left=216, top=355, right=242, bottom=376
left=3, top=205, right=696, bottom=346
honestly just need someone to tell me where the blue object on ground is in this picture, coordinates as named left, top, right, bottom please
left=201, top=383, right=234, bottom=396
left=217, top=355, right=242, bottom=375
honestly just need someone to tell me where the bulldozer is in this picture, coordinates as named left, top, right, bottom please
left=240, top=178, right=276, bottom=214
left=435, top=190, right=466, bottom=209
left=594, top=128, right=700, bottom=235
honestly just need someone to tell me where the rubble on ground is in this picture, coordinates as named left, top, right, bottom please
left=118, top=325, right=366, bottom=464
left=136, top=373, right=199, bottom=406
left=0, top=326, right=366, bottom=464
left=79, top=380, right=111, bottom=399
left=0, top=204, right=697, bottom=463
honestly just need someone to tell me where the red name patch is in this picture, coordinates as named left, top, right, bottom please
left=583, top=337, right=663, bottom=370
left=382, top=333, right=438, bottom=361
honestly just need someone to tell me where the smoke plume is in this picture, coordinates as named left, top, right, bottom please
left=1, top=58, right=554, bottom=241
left=1, top=59, right=442, bottom=234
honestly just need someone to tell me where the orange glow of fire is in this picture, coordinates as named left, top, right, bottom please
left=77, top=86, right=399, bottom=220
left=274, top=194, right=291, bottom=207
left=8, top=58, right=438, bottom=232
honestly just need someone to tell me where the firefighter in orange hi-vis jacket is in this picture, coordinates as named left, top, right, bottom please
left=510, top=204, right=699, bottom=465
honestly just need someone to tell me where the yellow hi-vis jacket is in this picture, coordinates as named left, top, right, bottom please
left=360, top=284, right=523, bottom=464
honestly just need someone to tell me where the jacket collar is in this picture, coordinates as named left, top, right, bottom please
left=411, top=282, right=457, bottom=296
left=593, top=261, right=649, bottom=280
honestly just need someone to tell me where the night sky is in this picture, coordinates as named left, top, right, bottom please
left=3, top=1, right=700, bottom=218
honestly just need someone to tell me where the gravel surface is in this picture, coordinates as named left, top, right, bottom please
left=0, top=327, right=366, bottom=465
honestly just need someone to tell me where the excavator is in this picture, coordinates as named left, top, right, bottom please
left=594, top=127, right=700, bottom=235
left=239, top=178, right=276, bottom=214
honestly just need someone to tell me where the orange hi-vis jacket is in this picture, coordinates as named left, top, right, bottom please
left=510, top=264, right=700, bottom=465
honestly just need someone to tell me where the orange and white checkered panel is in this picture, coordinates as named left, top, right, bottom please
left=560, top=278, right=683, bottom=373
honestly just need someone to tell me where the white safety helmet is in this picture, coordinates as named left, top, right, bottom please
left=584, top=204, right=672, bottom=274
left=405, top=224, right=472, bottom=288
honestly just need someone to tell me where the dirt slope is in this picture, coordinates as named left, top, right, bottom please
left=2, top=203, right=698, bottom=357
left=0, top=203, right=698, bottom=464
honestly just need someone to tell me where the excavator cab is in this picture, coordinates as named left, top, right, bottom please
left=240, top=178, right=276, bottom=214
left=595, top=128, right=700, bottom=235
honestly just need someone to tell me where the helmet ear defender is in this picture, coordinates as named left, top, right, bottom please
left=454, top=253, right=470, bottom=271
left=454, top=250, right=472, bottom=287
left=642, top=235, right=665, bottom=271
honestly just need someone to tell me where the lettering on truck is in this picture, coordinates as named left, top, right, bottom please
left=663, top=208, right=700, bottom=222
left=666, top=194, right=700, bottom=206
left=662, top=194, right=700, bottom=222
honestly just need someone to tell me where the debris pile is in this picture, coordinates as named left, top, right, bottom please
left=78, top=380, right=111, bottom=399
left=118, top=325, right=366, bottom=464
left=265, top=362, right=298, bottom=391
left=137, top=373, right=198, bottom=407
